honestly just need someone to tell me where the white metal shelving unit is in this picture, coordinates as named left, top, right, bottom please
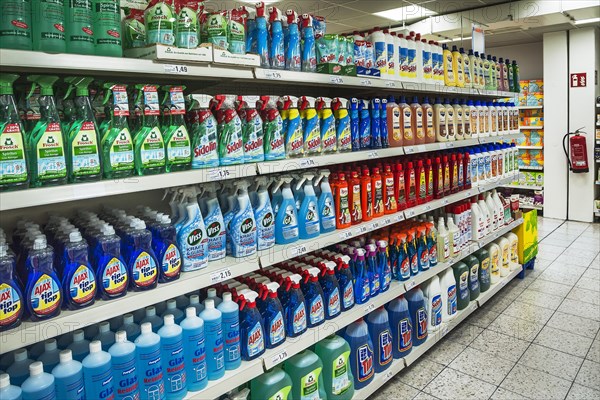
left=519, top=125, right=544, bottom=130
left=501, top=184, right=543, bottom=190
left=521, top=204, right=543, bottom=210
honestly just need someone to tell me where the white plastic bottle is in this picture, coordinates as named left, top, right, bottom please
left=470, top=148, right=479, bottom=187
left=510, top=102, right=519, bottom=134
left=392, top=32, right=401, bottom=79
left=422, top=39, right=433, bottom=82
left=489, top=102, right=498, bottom=137
left=480, top=101, right=489, bottom=137
left=495, top=237, right=510, bottom=279
left=490, top=145, right=499, bottom=182
left=487, top=242, right=501, bottom=284
left=406, top=35, right=417, bottom=80
left=485, top=192, right=499, bottom=231
left=384, top=29, right=395, bottom=79
left=421, top=276, right=443, bottom=331
left=415, top=33, right=424, bottom=83
left=447, top=218, right=460, bottom=256
left=475, top=101, right=484, bottom=138
left=440, top=268, right=457, bottom=321
left=506, top=232, right=519, bottom=270
left=461, top=100, right=471, bottom=140
left=437, top=217, right=451, bottom=262
left=470, top=198, right=484, bottom=240
left=478, top=194, right=491, bottom=236
left=445, top=99, right=456, bottom=141
left=492, top=190, right=505, bottom=225
left=398, top=34, right=408, bottom=80
left=371, top=27, right=388, bottom=76
left=453, top=100, right=464, bottom=140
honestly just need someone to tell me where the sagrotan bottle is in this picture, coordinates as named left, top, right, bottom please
left=433, top=97, right=447, bottom=142
left=452, top=262, right=470, bottom=310
left=445, top=98, right=455, bottom=141
left=442, top=44, right=455, bottom=86
left=422, top=97, right=434, bottom=143
left=452, top=46, right=464, bottom=87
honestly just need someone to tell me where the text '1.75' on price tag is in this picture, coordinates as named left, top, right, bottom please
left=163, top=64, right=189, bottom=74
left=210, top=268, right=233, bottom=284
left=271, top=349, right=289, bottom=365
left=299, top=158, right=317, bottom=168
left=330, top=76, right=344, bottom=85
left=208, top=168, right=231, bottom=180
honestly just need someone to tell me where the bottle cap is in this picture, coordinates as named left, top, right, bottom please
left=45, top=339, right=57, bottom=351
left=204, top=299, right=215, bottom=309
left=14, top=348, right=27, bottom=361
left=140, top=322, right=152, bottom=334
left=0, top=374, right=10, bottom=388
left=33, top=236, right=46, bottom=250
left=222, top=292, right=232, bottom=302
left=69, top=231, right=83, bottom=243
left=89, top=340, right=102, bottom=353
left=146, top=306, right=156, bottom=316
left=189, top=294, right=200, bottom=304
left=73, top=330, right=85, bottom=342
left=207, top=288, right=218, bottom=298
left=123, top=313, right=134, bottom=324
left=164, top=314, right=174, bottom=326
left=59, top=350, right=73, bottom=363
left=166, top=299, right=177, bottom=309
left=29, top=361, right=44, bottom=376
left=99, top=321, right=110, bottom=333
left=185, top=307, right=197, bottom=318
left=115, top=331, right=127, bottom=343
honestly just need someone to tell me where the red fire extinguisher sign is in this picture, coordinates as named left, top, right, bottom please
left=570, top=73, right=587, bottom=87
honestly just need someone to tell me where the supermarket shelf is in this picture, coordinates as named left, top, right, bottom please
left=519, top=126, right=544, bottom=130
left=473, top=218, right=523, bottom=249
left=0, top=164, right=256, bottom=211
left=353, top=358, right=406, bottom=400
left=0, top=257, right=259, bottom=354
left=519, top=166, right=544, bottom=171
left=477, top=267, right=522, bottom=307
left=478, top=132, right=521, bottom=144
left=518, top=106, right=543, bottom=110
left=501, top=184, right=543, bottom=190
left=521, top=204, right=543, bottom=210
left=404, top=138, right=479, bottom=155
left=517, top=145, right=543, bottom=150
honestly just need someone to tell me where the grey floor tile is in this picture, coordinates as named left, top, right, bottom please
left=370, top=380, right=419, bottom=400
left=500, top=364, right=572, bottom=400
left=533, top=325, right=594, bottom=358
left=490, top=387, right=530, bottom=400
left=501, top=301, right=555, bottom=324
left=575, top=278, right=600, bottom=292
left=516, top=288, right=564, bottom=309
left=547, top=311, right=600, bottom=339
left=565, top=240, right=594, bottom=251
left=423, top=368, right=497, bottom=400
left=449, top=347, right=515, bottom=385
left=527, top=279, right=573, bottom=297
left=587, top=337, right=600, bottom=363
left=561, top=247, right=599, bottom=260
left=538, top=237, right=571, bottom=248
left=470, top=329, right=531, bottom=362
left=566, top=383, right=600, bottom=400
left=554, top=254, right=594, bottom=268
left=483, top=296, right=514, bottom=314
left=487, top=314, right=545, bottom=341
left=467, top=307, right=500, bottom=329
left=557, top=298, right=600, bottom=321
left=422, top=337, right=467, bottom=366
left=518, top=343, right=584, bottom=381
left=538, top=269, right=581, bottom=286
left=567, top=287, right=600, bottom=306
left=582, top=268, right=600, bottom=281
left=575, top=359, right=600, bottom=391
left=590, top=256, right=600, bottom=270
left=445, top=323, right=484, bottom=346
left=534, top=258, right=553, bottom=271
left=546, top=262, right=588, bottom=277
left=398, top=358, right=445, bottom=390
left=412, top=392, right=440, bottom=400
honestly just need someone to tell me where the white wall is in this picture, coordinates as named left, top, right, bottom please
left=487, top=42, right=543, bottom=80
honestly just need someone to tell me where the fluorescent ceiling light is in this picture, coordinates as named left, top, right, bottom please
left=373, top=5, right=437, bottom=21
left=573, top=17, right=600, bottom=25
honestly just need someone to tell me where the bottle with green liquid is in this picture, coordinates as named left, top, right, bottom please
left=32, top=0, right=66, bottom=53
left=100, top=83, right=134, bottom=179
left=26, top=75, right=67, bottom=187
left=63, top=77, right=102, bottom=183
left=161, top=85, right=191, bottom=172
left=64, top=0, right=95, bottom=55
left=0, top=73, right=29, bottom=191
left=0, top=0, right=33, bottom=50
left=133, top=84, right=166, bottom=175
left=93, top=0, right=122, bottom=57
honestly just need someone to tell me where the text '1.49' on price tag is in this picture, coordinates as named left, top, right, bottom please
left=164, top=64, right=189, bottom=74
left=210, top=268, right=232, bottom=284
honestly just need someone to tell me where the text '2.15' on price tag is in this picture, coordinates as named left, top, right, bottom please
left=210, top=268, right=232, bottom=284
left=208, top=168, right=231, bottom=180
left=164, top=64, right=189, bottom=74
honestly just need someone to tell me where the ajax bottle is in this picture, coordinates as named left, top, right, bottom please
left=100, top=84, right=134, bottom=179
left=386, top=296, right=412, bottom=359
left=343, top=319, right=374, bottom=389
left=125, top=219, right=159, bottom=290
left=158, top=315, right=187, bottom=400
left=133, top=84, right=166, bottom=175
left=302, top=267, right=325, bottom=328
left=52, top=350, right=85, bottom=400
left=216, top=292, right=241, bottom=370
left=135, top=322, right=166, bottom=399
left=238, top=290, right=265, bottom=361
left=180, top=307, right=208, bottom=392
left=319, top=261, right=341, bottom=320
left=82, top=341, right=114, bottom=400
left=315, top=334, right=354, bottom=400
left=281, top=274, right=307, bottom=337
left=365, top=244, right=380, bottom=297
left=366, top=307, right=393, bottom=372
left=187, top=94, right=219, bottom=169
left=257, top=282, right=286, bottom=349
left=25, top=236, right=62, bottom=321
left=405, top=287, right=428, bottom=346
left=334, top=256, right=354, bottom=311
left=352, top=248, right=370, bottom=304
left=284, top=350, right=327, bottom=400
left=421, top=276, right=443, bottom=332
left=199, top=299, right=225, bottom=380
left=0, top=242, right=24, bottom=330
left=151, top=214, right=181, bottom=282
left=60, top=231, right=97, bottom=310
left=21, top=361, right=56, bottom=400
left=94, top=224, right=128, bottom=300
left=161, top=86, right=191, bottom=172
left=108, top=332, right=139, bottom=400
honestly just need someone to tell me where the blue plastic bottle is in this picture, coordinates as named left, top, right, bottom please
left=281, top=274, right=307, bottom=337
left=198, top=299, right=225, bottom=381
left=398, top=235, right=411, bottom=281
left=353, top=249, right=370, bottom=304
left=119, top=314, right=141, bottom=342
left=405, top=287, right=428, bottom=346
left=319, top=261, right=341, bottom=320
left=51, top=350, right=84, bottom=400
left=284, top=10, right=301, bottom=71
left=297, top=173, right=320, bottom=239
left=0, top=243, right=24, bottom=331
left=257, top=283, right=286, bottom=349
left=200, top=184, right=226, bottom=261
left=316, top=170, right=336, bottom=233
left=386, top=296, right=412, bottom=359
left=230, top=180, right=257, bottom=257
left=380, top=98, right=389, bottom=148
left=60, top=231, right=97, bottom=310
left=94, top=225, right=128, bottom=300
left=134, top=322, right=166, bottom=400
left=157, top=315, right=187, bottom=400
left=162, top=299, right=184, bottom=325
left=109, top=331, right=140, bottom=400
left=216, top=292, right=241, bottom=370
left=370, top=99, right=382, bottom=149
left=125, top=220, right=159, bottom=291
left=253, top=178, right=275, bottom=251
left=365, top=244, right=380, bottom=298
left=152, top=215, right=181, bottom=283
left=366, top=307, right=393, bottom=372
left=417, top=227, right=430, bottom=272
left=268, top=7, right=284, bottom=69
left=274, top=177, right=299, bottom=244
left=7, top=349, right=33, bottom=386
left=407, top=231, right=419, bottom=276
left=180, top=307, right=208, bottom=392
left=141, top=306, right=164, bottom=332
left=300, top=14, right=316, bottom=72
left=21, top=362, right=56, bottom=400
left=343, top=319, right=374, bottom=389
left=255, top=2, right=269, bottom=68
left=358, top=100, right=371, bottom=149
left=24, top=236, right=62, bottom=321
left=238, top=290, right=265, bottom=361
left=38, top=339, right=61, bottom=373
left=187, top=295, right=204, bottom=315
left=349, top=98, right=360, bottom=151
left=67, top=330, right=90, bottom=363
left=82, top=341, right=114, bottom=400
left=302, top=267, right=325, bottom=328
left=334, top=255, right=355, bottom=312
left=377, top=240, right=391, bottom=292
left=94, top=322, right=115, bottom=352
left=205, top=288, right=222, bottom=308
left=0, top=374, right=22, bottom=400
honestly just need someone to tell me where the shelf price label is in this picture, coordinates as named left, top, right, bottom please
left=405, top=147, right=415, bottom=154
left=364, top=302, right=375, bottom=313
left=210, top=268, right=233, bottom=284
left=383, top=369, right=395, bottom=382
left=405, top=280, right=416, bottom=291
left=330, top=76, right=344, bottom=85
left=355, top=225, right=368, bottom=235
left=339, top=230, right=353, bottom=240
left=405, top=209, right=416, bottom=218
left=164, top=64, right=189, bottom=74
left=290, top=244, right=308, bottom=257
left=208, top=168, right=231, bottom=180
left=385, top=81, right=397, bottom=88
left=360, top=78, right=372, bottom=86
left=264, top=70, right=282, bottom=80
left=396, top=214, right=405, bottom=222
left=370, top=222, right=380, bottom=230
left=446, top=142, right=455, bottom=149
left=442, top=198, right=450, bottom=205
left=383, top=217, right=392, bottom=226
left=367, top=151, right=379, bottom=159
left=271, top=349, right=289, bottom=365
left=441, top=325, right=449, bottom=337
left=300, top=158, right=317, bottom=168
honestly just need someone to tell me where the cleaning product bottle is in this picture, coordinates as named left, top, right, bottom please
left=187, top=94, right=219, bottom=169
left=352, top=248, right=370, bottom=305
left=452, top=45, right=464, bottom=87
left=0, top=0, right=32, bottom=50
left=238, top=290, right=265, bottom=361
left=452, top=261, right=470, bottom=310
left=238, top=96, right=264, bottom=163
left=252, top=177, right=275, bottom=251
left=440, top=268, right=457, bottom=322
left=284, top=350, right=327, bottom=400
left=180, top=307, right=208, bottom=392
left=317, top=97, right=337, bottom=153
left=157, top=315, right=187, bottom=400
left=24, top=236, right=62, bottom=320
left=216, top=292, right=241, bottom=370
left=366, top=307, right=393, bottom=372
left=343, top=319, right=374, bottom=389
left=370, top=98, right=382, bottom=149
left=282, top=274, right=307, bottom=337
left=64, top=0, right=94, bottom=55
left=406, top=230, right=419, bottom=276
left=213, top=94, right=244, bottom=166
left=319, top=261, right=341, bottom=320
left=377, top=240, right=391, bottom=293
left=108, top=332, right=139, bottom=400
left=302, top=267, right=325, bottom=328
left=60, top=232, right=96, bottom=312
left=161, top=86, right=191, bottom=172
left=67, top=330, right=90, bottom=362
left=51, top=350, right=84, bottom=400
left=7, top=349, right=33, bottom=386
left=0, top=374, right=21, bottom=400
left=0, top=242, right=23, bottom=330
left=299, top=13, right=316, bottom=72
left=284, top=10, right=301, bottom=71
left=332, top=98, right=351, bottom=152
left=314, top=334, right=354, bottom=400
left=93, top=0, right=122, bottom=56
left=443, top=44, right=455, bottom=86
left=296, top=173, right=320, bottom=239
left=349, top=98, right=360, bottom=151
left=386, top=296, right=412, bottom=359
left=126, top=219, right=159, bottom=290
left=251, top=368, right=293, bottom=400
left=0, top=73, right=29, bottom=191
left=161, top=299, right=184, bottom=324
left=365, top=244, right=380, bottom=297
left=94, top=224, right=128, bottom=300
left=258, top=282, right=286, bottom=348
left=273, top=176, right=299, bottom=244
left=268, top=6, right=284, bottom=69
left=230, top=179, right=257, bottom=257
left=135, top=322, right=166, bottom=399
left=257, top=95, right=285, bottom=161
left=94, top=321, right=115, bottom=351
left=421, top=276, right=443, bottom=332
left=100, top=84, right=134, bottom=178
left=144, top=0, right=175, bottom=46
left=405, top=287, right=427, bottom=346
left=299, top=96, right=322, bottom=155
left=175, top=0, right=200, bottom=49
left=199, top=299, right=225, bottom=380
left=151, top=214, right=181, bottom=282
left=316, top=170, right=336, bottom=233
left=133, top=84, right=165, bottom=175
left=38, top=340, right=61, bottom=373
left=474, top=248, right=491, bottom=293
left=177, top=189, right=208, bottom=271
left=277, top=95, right=302, bottom=158
left=32, top=0, right=65, bottom=52
left=82, top=341, right=114, bottom=400
left=463, top=254, right=480, bottom=301
left=255, top=2, right=269, bottom=67
left=21, top=361, right=56, bottom=400
left=358, top=99, right=371, bottom=149
left=334, top=255, right=354, bottom=312
left=26, top=76, right=67, bottom=187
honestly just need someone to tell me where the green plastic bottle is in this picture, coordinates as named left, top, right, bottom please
left=452, top=261, right=470, bottom=310
left=64, top=0, right=94, bottom=54
left=26, top=75, right=67, bottom=187
left=63, top=77, right=102, bottom=182
left=144, top=0, right=176, bottom=46
left=315, top=335, right=354, bottom=400
left=100, top=83, right=134, bottom=179
left=474, top=248, right=491, bottom=293
left=0, top=73, right=29, bottom=191
left=32, top=0, right=66, bottom=53
left=133, top=84, right=165, bottom=176
left=161, top=85, right=191, bottom=172
left=284, top=350, right=327, bottom=400
left=512, top=60, right=520, bottom=93
left=250, top=367, right=293, bottom=400
left=93, top=0, right=122, bottom=57
left=462, top=255, right=480, bottom=301
left=0, top=0, right=33, bottom=50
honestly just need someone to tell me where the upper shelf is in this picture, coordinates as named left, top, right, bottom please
left=1, top=49, right=515, bottom=98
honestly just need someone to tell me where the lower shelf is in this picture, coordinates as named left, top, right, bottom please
left=521, top=204, right=543, bottom=210
left=501, top=184, right=543, bottom=191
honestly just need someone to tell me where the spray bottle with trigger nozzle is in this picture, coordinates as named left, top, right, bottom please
left=314, top=169, right=336, bottom=233
left=279, top=95, right=303, bottom=158
left=296, top=172, right=321, bottom=239
left=268, top=6, right=285, bottom=69
left=258, top=282, right=286, bottom=348
left=273, top=175, right=299, bottom=244
left=100, top=83, right=134, bottom=179
left=316, top=97, right=337, bottom=153
left=284, top=10, right=301, bottom=71
left=161, top=85, right=191, bottom=172
left=257, top=95, right=285, bottom=161
left=200, top=182, right=226, bottom=261
left=253, top=176, right=275, bottom=251
left=176, top=186, right=208, bottom=272
left=299, top=96, right=322, bottom=155
left=332, top=97, right=352, bottom=153
left=230, top=179, right=258, bottom=257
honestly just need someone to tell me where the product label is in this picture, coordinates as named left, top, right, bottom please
left=145, top=2, right=175, bottom=45
left=219, top=116, right=244, bottom=164
left=282, top=205, right=299, bottom=240
left=431, top=294, right=442, bottom=327
left=356, top=344, right=374, bottom=382
left=305, top=200, right=320, bottom=235
left=101, top=257, right=128, bottom=295
left=338, top=187, right=351, bottom=226
left=269, top=311, right=285, bottom=345
left=133, top=252, right=158, bottom=287
left=480, top=258, right=490, bottom=286
left=0, top=123, right=27, bottom=184
left=192, top=113, right=219, bottom=168
left=182, top=227, right=208, bottom=271
left=300, top=368, right=322, bottom=400
left=247, top=321, right=264, bottom=357
left=385, top=177, right=396, bottom=211
left=293, top=302, right=307, bottom=334
left=36, top=122, right=67, bottom=181
left=39, top=0, right=65, bottom=41
left=176, top=6, right=199, bottom=48
left=327, top=287, right=340, bottom=317
left=71, top=121, right=100, bottom=177
left=378, top=329, right=393, bottom=365
left=415, top=107, right=423, bottom=139
left=321, top=197, right=336, bottom=230
left=268, top=386, right=292, bottom=400
left=342, top=281, right=354, bottom=309
left=161, top=243, right=181, bottom=278
left=447, top=285, right=457, bottom=316
left=459, top=271, right=469, bottom=300
left=373, top=180, right=383, bottom=215
left=242, top=115, right=263, bottom=161
left=0, top=282, right=21, bottom=327
left=400, top=256, right=410, bottom=279
left=469, top=264, right=479, bottom=292
left=30, top=274, right=61, bottom=316
left=309, top=295, right=325, bottom=325
left=68, top=265, right=96, bottom=304
left=112, top=354, right=139, bottom=399
left=447, top=108, right=455, bottom=138
left=140, top=127, right=166, bottom=168
left=332, top=351, right=352, bottom=395
left=416, top=307, right=427, bottom=340
left=304, top=122, right=321, bottom=154
left=321, top=119, right=337, bottom=153
left=407, top=48, right=416, bottom=76
left=166, top=125, right=191, bottom=165
left=285, top=117, right=303, bottom=157
left=106, top=128, right=134, bottom=171
left=398, top=318, right=412, bottom=352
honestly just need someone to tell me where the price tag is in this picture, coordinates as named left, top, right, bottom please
left=370, top=222, right=380, bottom=230
left=210, top=268, right=233, bottom=284
left=271, top=349, right=289, bottom=365
left=446, top=142, right=455, bottom=148
left=367, top=151, right=379, bottom=159
left=405, top=280, right=416, bottom=291
left=442, top=198, right=450, bottom=205
left=265, top=70, right=282, bottom=80
left=360, top=78, right=372, bottom=86
left=164, top=64, right=189, bottom=74
left=355, top=225, right=368, bottom=235
left=364, top=302, right=375, bottom=313
left=385, top=81, right=397, bottom=88
left=406, top=209, right=416, bottom=218
left=396, top=214, right=405, bottom=222
left=339, top=230, right=353, bottom=240
left=208, top=168, right=231, bottom=180
left=291, top=245, right=308, bottom=257
left=422, top=204, right=432, bottom=212
left=300, top=158, right=317, bottom=168
left=330, top=76, right=344, bottom=85
left=383, top=369, right=395, bottom=382
left=383, top=217, right=392, bottom=225
left=441, top=325, right=449, bottom=337
left=405, top=147, right=415, bottom=154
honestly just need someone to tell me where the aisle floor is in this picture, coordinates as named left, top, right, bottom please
left=371, top=217, right=600, bottom=400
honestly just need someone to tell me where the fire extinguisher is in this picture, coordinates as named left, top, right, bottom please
left=563, top=128, right=589, bottom=173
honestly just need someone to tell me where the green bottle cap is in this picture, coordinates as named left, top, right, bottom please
left=0, top=74, right=18, bottom=95
left=65, top=77, right=94, bottom=97
left=27, top=75, right=59, bottom=96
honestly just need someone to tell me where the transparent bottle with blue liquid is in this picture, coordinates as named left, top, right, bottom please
left=21, top=361, right=56, bottom=400
left=281, top=274, right=307, bottom=337
left=365, top=244, right=380, bottom=298
left=238, top=290, right=265, bottom=361
left=158, top=315, right=187, bottom=400
left=216, top=292, right=241, bottom=370
left=319, top=261, right=341, bottom=320
left=24, top=236, right=62, bottom=321
left=257, top=282, right=286, bottom=349
left=108, top=331, right=139, bottom=400
left=353, top=248, right=370, bottom=304
left=152, top=214, right=181, bottom=283
left=199, top=299, right=225, bottom=381
left=134, top=322, right=166, bottom=399
left=302, top=267, right=325, bottom=328
left=51, top=350, right=85, bottom=400
left=334, top=255, right=355, bottom=312
left=0, top=242, right=24, bottom=331
left=82, top=341, right=114, bottom=400
left=377, top=240, right=391, bottom=292
left=180, top=307, right=208, bottom=392
left=94, top=224, right=128, bottom=300
left=60, top=231, right=97, bottom=311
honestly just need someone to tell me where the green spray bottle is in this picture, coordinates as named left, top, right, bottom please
left=26, top=75, right=67, bottom=187
left=32, top=0, right=66, bottom=53
left=161, top=85, right=191, bottom=172
left=100, top=83, right=134, bottom=179
left=63, top=77, right=102, bottom=182
left=93, top=0, right=123, bottom=57
left=0, top=0, right=32, bottom=50
left=64, top=0, right=94, bottom=55
left=0, top=73, right=29, bottom=191
left=133, top=84, right=166, bottom=175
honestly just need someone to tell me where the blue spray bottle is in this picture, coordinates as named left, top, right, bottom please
left=21, top=362, right=56, bottom=400
left=152, top=214, right=181, bottom=283
left=377, top=240, right=391, bottom=293
left=180, top=307, right=208, bottom=392
left=366, top=307, right=393, bottom=373
left=405, top=287, right=428, bottom=346
left=0, top=374, right=22, bottom=400
left=301, top=267, right=325, bottom=328
left=380, top=98, right=389, bottom=148
left=198, top=300, right=225, bottom=381
left=359, top=99, right=371, bottom=149
left=199, top=183, right=226, bottom=261
left=230, top=180, right=258, bottom=257
left=237, top=290, right=265, bottom=361
left=370, top=98, right=382, bottom=149
left=94, top=225, right=128, bottom=300
left=38, top=339, right=61, bottom=373
left=125, top=219, right=159, bottom=291
left=257, top=282, right=286, bottom=349
left=407, top=230, right=419, bottom=276
left=296, top=173, right=321, bottom=239
left=398, top=234, right=411, bottom=281
left=353, top=248, right=370, bottom=304
left=216, top=292, right=241, bottom=370
left=417, top=227, right=430, bottom=272
left=273, top=176, right=299, bottom=244
left=335, top=255, right=355, bottom=311
left=385, top=296, right=413, bottom=359
left=253, top=177, right=275, bottom=251
left=0, top=243, right=24, bottom=331
left=332, top=97, right=352, bottom=152
left=268, top=7, right=285, bottom=69
left=349, top=98, right=361, bottom=151
left=24, top=236, right=62, bottom=320
left=108, top=331, right=139, bottom=400
left=318, top=261, right=341, bottom=320
left=343, top=319, right=374, bottom=389
left=279, top=95, right=303, bottom=158
left=134, top=322, right=166, bottom=399
left=299, top=14, right=316, bottom=72
left=284, top=10, right=301, bottom=71
left=255, top=2, right=269, bottom=68
left=315, top=170, right=336, bottom=233
left=365, top=244, right=380, bottom=297
left=176, top=188, right=208, bottom=272
left=299, top=96, right=322, bottom=155
left=82, top=341, right=114, bottom=400
left=281, top=274, right=307, bottom=337
left=158, top=315, right=187, bottom=400
left=241, top=6, right=256, bottom=53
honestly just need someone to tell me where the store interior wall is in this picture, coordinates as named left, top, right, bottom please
left=487, top=42, right=543, bottom=80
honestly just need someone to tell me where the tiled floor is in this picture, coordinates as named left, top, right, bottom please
left=370, top=217, right=600, bottom=400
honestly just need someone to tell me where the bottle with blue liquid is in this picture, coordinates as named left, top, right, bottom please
left=199, top=299, right=225, bottom=381
left=119, top=314, right=141, bottom=342
left=353, top=248, right=370, bottom=304
left=94, top=224, right=128, bottom=300
left=94, top=322, right=115, bottom=352
left=141, top=306, right=163, bottom=332
left=349, top=98, right=360, bottom=151
left=281, top=274, right=307, bottom=337
left=370, top=98, right=382, bottom=149
left=82, top=341, right=114, bottom=400
left=67, top=330, right=89, bottom=363
left=125, top=219, right=159, bottom=291
left=216, top=292, right=241, bottom=370
left=386, top=296, right=412, bottom=359
left=52, top=350, right=84, bottom=400
left=284, top=10, right=301, bottom=71
left=359, top=99, right=371, bottom=149
left=405, top=287, right=428, bottom=346
left=24, top=236, right=62, bottom=321
left=152, top=214, right=181, bottom=283
left=230, top=180, right=258, bottom=258
left=334, top=255, right=355, bottom=312
left=38, top=339, right=61, bottom=373
left=199, top=184, right=226, bottom=261
left=343, top=319, right=374, bottom=389
left=0, top=243, right=24, bottom=331
left=158, top=315, right=187, bottom=400
left=366, top=307, right=393, bottom=373
left=407, top=230, right=419, bottom=276
left=0, top=374, right=22, bottom=400
left=299, top=14, right=316, bottom=72
left=7, top=349, right=32, bottom=386
left=176, top=190, right=208, bottom=272
left=180, top=307, right=208, bottom=392
left=252, top=177, right=275, bottom=251
left=237, top=290, right=265, bottom=361
left=255, top=2, right=269, bottom=68
left=377, top=240, right=391, bottom=292
left=273, top=176, right=299, bottom=245
left=21, top=362, right=56, bottom=400
left=135, top=322, right=166, bottom=399
left=297, top=173, right=320, bottom=239
left=380, top=98, right=389, bottom=148
left=417, top=226, right=430, bottom=272
left=162, top=299, right=184, bottom=325
left=268, top=6, right=285, bottom=69
left=365, top=244, right=380, bottom=298
left=319, top=261, right=341, bottom=320
left=108, top=331, right=139, bottom=400
left=257, top=282, right=286, bottom=349
left=302, top=267, right=325, bottom=328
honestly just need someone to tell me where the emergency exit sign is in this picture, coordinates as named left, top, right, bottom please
left=571, top=73, right=587, bottom=87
